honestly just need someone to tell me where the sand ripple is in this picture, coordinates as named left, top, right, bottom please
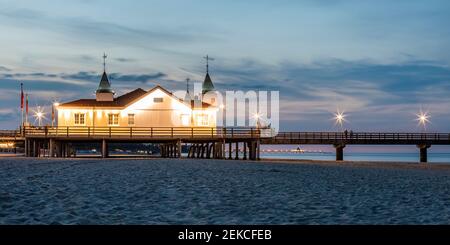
left=0, top=158, right=449, bottom=224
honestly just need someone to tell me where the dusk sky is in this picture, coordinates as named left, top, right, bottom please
left=1, top=0, right=450, bottom=133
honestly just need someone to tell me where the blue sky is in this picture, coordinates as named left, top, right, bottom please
left=1, top=0, right=450, bottom=133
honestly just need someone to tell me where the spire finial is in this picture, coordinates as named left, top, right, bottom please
left=186, top=78, right=190, bottom=93
left=103, top=52, right=108, bottom=72
left=203, top=55, right=214, bottom=74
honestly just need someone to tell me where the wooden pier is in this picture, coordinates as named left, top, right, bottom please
left=2, top=128, right=450, bottom=162
left=16, top=126, right=263, bottom=160
left=261, top=132, right=450, bottom=162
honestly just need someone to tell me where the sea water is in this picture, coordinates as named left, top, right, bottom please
left=260, top=152, right=450, bottom=163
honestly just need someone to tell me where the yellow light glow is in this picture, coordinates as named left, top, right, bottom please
left=0, top=142, right=15, bottom=148
left=33, top=106, right=46, bottom=126
left=63, top=110, right=70, bottom=119
left=416, top=110, right=430, bottom=130
left=181, top=114, right=190, bottom=126
left=333, top=109, right=347, bottom=129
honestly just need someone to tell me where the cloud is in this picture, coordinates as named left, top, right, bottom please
left=0, top=108, right=16, bottom=121
left=1, top=56, right=450, bottom=131
left=115, top=58, right=137, bottom=63
left=110, top=72, right=167, bottom=83
left=0, top=7, right=221, bottom=53
left=0, top=66, right=11, bottom=72
left=207, top=57, right=450, bottom=131
left=1, top=71, right=168, bottom=85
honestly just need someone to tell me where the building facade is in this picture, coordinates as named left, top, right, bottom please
left=57, top=69, right=218, bottom=128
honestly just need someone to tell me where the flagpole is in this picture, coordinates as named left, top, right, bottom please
left=25, top=94, right=29, bottom=125
left=20, top=83, right=24, bottom=128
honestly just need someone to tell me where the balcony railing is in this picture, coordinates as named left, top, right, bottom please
left=22, top=126, right=265, bottom=139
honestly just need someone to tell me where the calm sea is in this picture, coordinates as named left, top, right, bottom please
left=4, top=151, right=449, bottom=163
left=260, top=152, right=450, bottom=163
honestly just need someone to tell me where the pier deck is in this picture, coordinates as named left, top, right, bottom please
left=2, top=127, right=450, bottom=162
left=261, top=132, right=450, bottom=145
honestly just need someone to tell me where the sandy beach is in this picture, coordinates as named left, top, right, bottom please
left=0, top=157, right=449, bottom=224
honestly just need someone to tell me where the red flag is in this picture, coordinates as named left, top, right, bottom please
left=20, top=83, right=24, bottom=109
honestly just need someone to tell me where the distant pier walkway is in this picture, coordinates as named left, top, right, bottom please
left=262, top=132, right=450, bottom=162
left=1, top=127, right=450, bottom=162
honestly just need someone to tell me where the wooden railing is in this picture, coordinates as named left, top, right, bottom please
left=23, top=126, right=264, bottom=139
left=9, top=127, right=450, bottom=144
left=263, top=132, right=450, bottom=144
left=0, top=130, right=21, bottom=138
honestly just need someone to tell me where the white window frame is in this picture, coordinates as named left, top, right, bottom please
left=74, top=113, right=85, bottom=126
left=108, top=113, right=119, bottom=126
left=196, top=114, right=209, bottom=126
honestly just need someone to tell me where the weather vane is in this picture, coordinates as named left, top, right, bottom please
left=203, top=55, right=214, bottom=73
left=103, top=53, right=108, bottom=72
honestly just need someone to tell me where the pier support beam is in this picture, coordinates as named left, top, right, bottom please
left=256, top=140, right=261, bottom=161
left=207, top=143, right=213, bottom=159
left=177, top=140, right=182, bottom=158
left=55, top=141, right=62, bottom=158
left=49, top=138, right=55, bottom=158
left=32, top=140, right=37, bottom=157
left=243, top=142, right=247, bottom=160
left=235, top=142, right=239, bottom=160
left=102, top=139, right=109, bottom=158
left=248, top=141, right=256, bottom=160
left=334, top=144, right=346, bottom=161
left=190, top=144, right=196, bottom=158
left=417, top=144, right=431, bottom=163
left=24, top=139, right=28, bottom=157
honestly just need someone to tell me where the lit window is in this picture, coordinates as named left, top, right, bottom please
left=181, top=114, right=190, bottom=126
left=128, top=114, right=135, bottom=126
left=153, top=97, right=163, bottom=103
left=196, top=114, right=209, bottom=126
left=74, top=113, right=85, bottom=125
left=108, top=114, right=119, bottom=126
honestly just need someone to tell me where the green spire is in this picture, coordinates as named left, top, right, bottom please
left=202, top=72, right=215, bottom=94
left=97, top=71, right=113, bottom=93
left=202, top=55, right=215, bottom=94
